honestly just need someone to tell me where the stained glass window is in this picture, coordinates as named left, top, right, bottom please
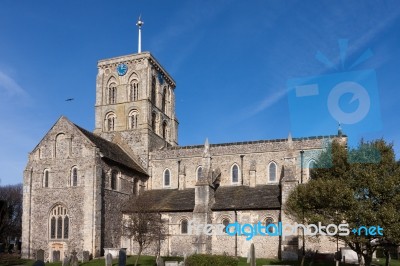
left=50, top=217, right=56, bottom=239
left=49, top=205, right=68, bottom=240
left=72, top=168, right=78, bottom=186
left=196, top=167, right=202, bottom=181
left=44, top=170, right=49, bottom=188
left=232, top=165, right=239, bottom=183
left=269, top=162, right=277, bottom=182
left=111, top=170, right=118, bottom=190
left=181, top=219, right=188, bottom=234
left=164, top=169, right=170, bottom=187
left=64, top=216, right=69, bottom=239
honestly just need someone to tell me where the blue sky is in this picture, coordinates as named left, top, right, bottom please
left=1, top=0, right=399, bottom=185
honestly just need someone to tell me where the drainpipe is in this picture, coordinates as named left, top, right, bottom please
left=234, top=209, right=238, bottom=257
left=240, top=155, right=244, bottom=185
left=177, top=160, right=181, bottom=189
left=158, top=212, right=162, bottom=256
left=300, top=150, right=304, bottom=184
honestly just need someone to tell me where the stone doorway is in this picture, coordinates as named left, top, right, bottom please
left=50, top=243, right=64, bottom=262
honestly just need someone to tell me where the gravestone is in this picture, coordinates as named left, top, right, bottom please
left=247, top=243, right=256, bottom=266
left=32, top=260, right=45, bottom=266
left=156, top=255, right=164, bottom=266
left=70, top=250, right=79, bottom=266
left=118, top=248, right=127, bottom=266
left=341, top=247, right=358, bottom=264
left=106, top=253, right=113, bottom=266
left=164, top=261, right=178, bottom=266
left=36, top=249, right=45, bottom=262
left=82, top=250, right=90, bottom=262
left=62, top=256, right=70, bottom=266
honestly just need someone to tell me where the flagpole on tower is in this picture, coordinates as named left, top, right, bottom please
left=136, top=15, right=144, bottom=53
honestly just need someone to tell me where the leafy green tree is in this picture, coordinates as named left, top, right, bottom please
left=286, top=139, right=400, bottom=266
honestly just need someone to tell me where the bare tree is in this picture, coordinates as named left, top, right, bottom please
left=0, top=184, right=23, bottom=247
left=122, top=195, right=166, bottom=266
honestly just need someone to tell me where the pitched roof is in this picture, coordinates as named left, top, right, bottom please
left=124, top=185, right=280, bottom=212
left=212, top=185, right=281, bottom=211
left=123, top=189, right=195, bottom=212
left=75, top=125, right=147, bottom=175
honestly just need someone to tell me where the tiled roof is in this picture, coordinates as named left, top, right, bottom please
left=123, top=189, right=195, bottom=212
left=124, top=185, right=281, bottom=212
left=75, top=125, right=147, bottom=175
left=212, top=185, right=281, bottom=210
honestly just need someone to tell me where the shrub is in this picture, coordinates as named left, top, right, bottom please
left=186, top=254, right=239, bottom=266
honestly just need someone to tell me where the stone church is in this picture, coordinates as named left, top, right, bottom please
left=21, top=41, right=346, bottom=262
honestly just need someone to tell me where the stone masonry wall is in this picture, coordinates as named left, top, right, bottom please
left=150, top=137, right=338, bottom=190
left=22, top=117, right=100, bottom=261
left=101, top=160, right=137, bottom=252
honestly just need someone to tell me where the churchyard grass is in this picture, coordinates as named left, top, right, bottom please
left=1, top=254, right=399, bottom=266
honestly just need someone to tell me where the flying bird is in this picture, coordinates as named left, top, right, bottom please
left=65, top=98, right=74, bottom=102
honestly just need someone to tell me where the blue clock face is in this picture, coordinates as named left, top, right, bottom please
left=117, top=63, right=128, bottom=76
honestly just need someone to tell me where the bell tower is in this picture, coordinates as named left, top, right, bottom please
left=94, top=18, right=178, bottom=168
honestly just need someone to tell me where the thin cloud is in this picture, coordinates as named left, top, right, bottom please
left=248, top=89, right=287, bottom=117
left=235, top=81, right=294, bottom=122
left=0, top=70, right=29, bottom=99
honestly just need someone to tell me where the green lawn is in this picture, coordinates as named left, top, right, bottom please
left=1, top=254, right=400, bottom=266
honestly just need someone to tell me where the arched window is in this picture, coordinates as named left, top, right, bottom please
left=151, top=112, right=157, bottom=132
left=111, top=170, right=118, bottom=190
left=265, top=217, right=275, bottom=234
left=222, top=218, right=230, bottom=234
left=49, top=204, right=69, bottom=240
left=57, top=216, right=63, bottom=238
left=108, top=83, right=117, bottom=104
left=162, top=87, right=167, bottom=112
left=105, top=112, right=116, bottom=131
left=64, top=216, right=69, bottom=239
left=163, top=169, right=171, bottom=187
left=180, top=219, right=188, bottom=234
left=231, top=164, right=239, bottom=184
left=268, top=162, right=277, bottom=182
left=130, top=80, right=139, bottom=101
left=71, top=167, right=78, bottom=187
left=129, top=110, right=139, bottom=129
left=151, top=76, right=156, bottom=104
left=50, top=217, right=56, bottom=238
left=308, top=160, right=316, bottom=179
left=196, top=166, right=202, bottom=181
left=43, top=169, right=49, bottom=188
left=162, top=121, right=167, bottom=139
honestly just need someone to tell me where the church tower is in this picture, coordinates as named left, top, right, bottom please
left=94, top=18, right=178, bottom=168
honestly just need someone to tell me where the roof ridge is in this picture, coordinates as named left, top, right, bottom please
left=166, top=134, right=346, bottom=150
left=74, top=124, right=148, bottom=175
